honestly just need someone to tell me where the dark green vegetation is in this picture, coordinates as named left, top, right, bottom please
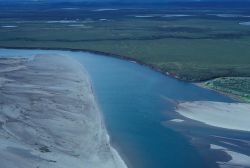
left=204, top=77, right=250, bottom=102
left=0, top=3, right=250, bottom=82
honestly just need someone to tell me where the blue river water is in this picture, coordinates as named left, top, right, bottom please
left=0, top=49, right=242, bottom=168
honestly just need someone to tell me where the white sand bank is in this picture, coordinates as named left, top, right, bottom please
left=176, top=101, right=250, bottom=131
left=170, top=119, right=184, bottom=123
left=210, top=144, right=250, bottom=168
left=1, top=25, right=18, bottom=28
left=210, top=14, right=250, bottom=18
left=239, top=22, right=250, bottom=26
left=134, top=15, right=155, bottom=18
left=47, top=20, right=77, bottom=23
left=93, top=8, right=119, bottom=12
left=0, top=55, right=127, bottom=168
left=162, top=14, right=192, bottom=17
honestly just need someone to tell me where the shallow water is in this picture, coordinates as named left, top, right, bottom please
left=1, top=49, right=249, bottom=168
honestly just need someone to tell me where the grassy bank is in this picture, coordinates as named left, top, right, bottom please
left=203, top=77, right=250, bottom=103
left=1, top=6, right=250, bottom=82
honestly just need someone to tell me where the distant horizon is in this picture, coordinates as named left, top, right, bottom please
left=1, top=0, right=250, bottom=9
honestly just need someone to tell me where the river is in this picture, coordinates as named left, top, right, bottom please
left=1, top=48, right=249, bottom=168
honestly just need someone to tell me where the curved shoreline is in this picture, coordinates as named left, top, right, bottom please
left=0, top=54, right=128, bottom=168
left=195, top=82, right=248, bottom=103
left=85, top=66, right=129, bottom=168
left=176, top=101, right=250, bottom=132
left=2, top=46, right=245, bottom=84
left=0, top=46, right=183, bottom=81
left=1, top=46, right=245, bottom=104
left=2, top=47, right=250, bottom=168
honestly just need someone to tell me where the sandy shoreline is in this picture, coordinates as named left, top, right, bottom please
left=176, top=101, right=250, bottom=132
left=0, top=55, right=128, bottom=168
left=210, top=144, right=250, bottom=168
left=175, top=100, right=250, bottom=167
left=1, top=48, right=250, bottom=168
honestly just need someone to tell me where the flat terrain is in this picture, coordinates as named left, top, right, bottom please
left=0, top=55, right=126, bottom=168
left=0, top=3, right=250, bottom=82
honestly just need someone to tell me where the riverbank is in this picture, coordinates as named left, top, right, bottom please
left=1, top=7, right=250, bottom=82
left=0, top=54, right=127, bottom=168
left=2, top=48, right=250, bottom=168
left=210, top=144, right=250, bottom=168
left=200, top=77, right=250, bottom=103
left=2, top=46, right=250, bottom=105
left=0, top=46, right=181, bottom=81
left=195, top=82, right=248, bottom=103
left=176, top=101, right=250, bottom=132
